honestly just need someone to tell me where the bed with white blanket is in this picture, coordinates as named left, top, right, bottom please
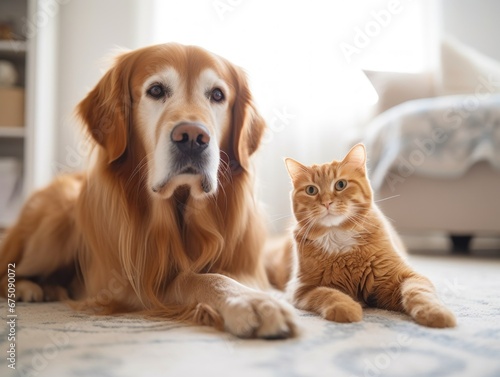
left=364, top=94, right=500, bottom=250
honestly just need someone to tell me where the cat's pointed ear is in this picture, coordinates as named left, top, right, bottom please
left=285, top=158, right=308, bottom=182
left=341, top=143, right=367, bottom=173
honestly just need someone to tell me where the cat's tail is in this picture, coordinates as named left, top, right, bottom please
left=263, top=234, right=294, bottom=291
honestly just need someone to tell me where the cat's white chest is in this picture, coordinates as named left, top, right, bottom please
left=313, top=229, right=358, bottom=254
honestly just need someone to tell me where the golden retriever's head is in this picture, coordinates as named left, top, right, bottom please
left=78, top=43, right=265, bottom=199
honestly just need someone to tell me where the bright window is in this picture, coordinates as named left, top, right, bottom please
left=151, top=0, right=437, bottom=115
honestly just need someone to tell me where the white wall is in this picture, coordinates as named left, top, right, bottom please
left=441, top=0, right=500, bottom=61
left=55, top=0, right=149, bottom=171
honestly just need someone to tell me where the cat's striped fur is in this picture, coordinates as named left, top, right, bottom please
left=284, top=144, right=456, bottom=328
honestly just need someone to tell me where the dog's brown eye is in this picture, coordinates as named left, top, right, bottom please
left=305, top=185, right=318, bottom=195
left=335, top=179, right=347, bottom=191
left=147, top=84, right=166, bottom=99
left=210, top=88, right=224, bottom=103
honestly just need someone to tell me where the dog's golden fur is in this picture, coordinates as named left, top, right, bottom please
left=0, top=43, right=295, bottom=338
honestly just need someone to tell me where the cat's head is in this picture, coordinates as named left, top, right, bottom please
left=284, top=143, right=373, bottom=228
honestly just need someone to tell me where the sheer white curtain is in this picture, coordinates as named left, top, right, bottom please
left=150, top=0, right=438, bottom=232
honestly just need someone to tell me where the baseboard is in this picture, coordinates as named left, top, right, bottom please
left=402, top=232, right=500, bottom=254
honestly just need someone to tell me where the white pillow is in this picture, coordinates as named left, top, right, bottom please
left=365, top=37, right=500, bottom=117
left=439, top=35, right=500, bottom=95
left=364, top=70, right=436, bottom=115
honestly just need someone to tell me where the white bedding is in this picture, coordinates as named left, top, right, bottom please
left=364, top=94, right=500, bottom=191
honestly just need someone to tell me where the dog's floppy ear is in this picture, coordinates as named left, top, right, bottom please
left=77, top=53, right=132, bottom=164
left=227, top=65, right=266, bottom=172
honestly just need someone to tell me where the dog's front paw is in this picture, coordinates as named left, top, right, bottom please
left=17, top=280, right=44, bottom=302
left=221, top=293, right=297, bottom=339
left=43, top=285, right=69, bottom=302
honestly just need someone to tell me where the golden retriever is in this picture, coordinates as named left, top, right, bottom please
left=0, top=43, right=296, bottom=339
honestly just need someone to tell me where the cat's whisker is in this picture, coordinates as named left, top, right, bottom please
left=296, top=218, right=314, bottom=239
left=374, top=195, right=400, bottom=204
left=348, top=213, right=381, bottom=231
left=383, top=215, right=397, bottom=223
left=268, top=213, right=294, bottom=223
left=301, top=223, right=316, bottom=250
left=345, top=211, right=384, bottom=233
left=297, top=217, right=316, bottom=250
left=346, top=215, right=370, bottom=234
left=267, top=210, right=313, bottom=224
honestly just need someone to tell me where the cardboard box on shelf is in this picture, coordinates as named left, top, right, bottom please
left=0, top=87, right=25, bottom=127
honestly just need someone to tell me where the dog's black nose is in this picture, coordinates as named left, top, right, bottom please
left=171, top=122, right=210, bottom=155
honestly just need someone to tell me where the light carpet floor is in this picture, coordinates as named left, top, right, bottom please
left=1, top=254, right=499, bottom=377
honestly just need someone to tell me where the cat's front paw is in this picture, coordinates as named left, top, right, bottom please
left=323, top=301, right=363, bottom=323
left=413, top=305, right=456, bottom=328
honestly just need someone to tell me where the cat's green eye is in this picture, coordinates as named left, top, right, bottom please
left=335, top=179, right=347, bottom=191
left=305, top=185, right=318, bottom=195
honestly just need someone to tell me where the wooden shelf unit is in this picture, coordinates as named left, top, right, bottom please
left=0, top=0, right=58, bottom=228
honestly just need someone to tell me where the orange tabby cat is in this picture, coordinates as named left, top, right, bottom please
left=284, top=144, right=456, bottom=328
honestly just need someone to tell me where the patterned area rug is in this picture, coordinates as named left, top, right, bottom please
left=1, top=255, right=499, bottom=377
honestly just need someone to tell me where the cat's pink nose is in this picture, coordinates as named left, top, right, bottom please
left=323, top=202, right=333, bottom=209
